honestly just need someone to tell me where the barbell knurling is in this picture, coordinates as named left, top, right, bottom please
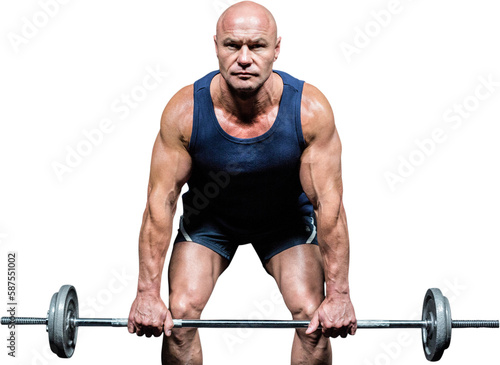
left=1, top=317, right=47, bottom=325
left=452, top=320, right=499, bottom=328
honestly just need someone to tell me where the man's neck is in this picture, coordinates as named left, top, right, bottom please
left=213, top=72, right=283, bottom=123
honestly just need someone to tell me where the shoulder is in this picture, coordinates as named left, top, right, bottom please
left=300, top=83, right=336, bottom=145
left=159, top=84, right=194, bottom=148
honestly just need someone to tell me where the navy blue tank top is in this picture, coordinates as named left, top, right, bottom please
left=181, top=70, right=313, bottom=236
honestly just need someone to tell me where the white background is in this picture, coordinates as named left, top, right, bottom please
left=1, top=0, right=499, bottom=364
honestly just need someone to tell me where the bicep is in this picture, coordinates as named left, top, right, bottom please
left=299, top=84, right=343, bottom=210
left=148, top=131, right=191, bottom=207
left=147, top=86, right=193, bottom=209
left=300, top=128, right=343, bottom=210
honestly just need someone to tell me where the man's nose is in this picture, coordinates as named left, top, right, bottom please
left=237, top=45, right=252, bottom=67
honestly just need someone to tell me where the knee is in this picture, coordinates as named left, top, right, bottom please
left=287, top=292, right=325, bottom=344
left=291, top=302, right=320, bottom=321
left=287, top=291, right=323, bottom=321
left=293, top=301, right=325, bottom=348
left=169, top=292, right=207, bottom=320
left=166, top=293, right=207, bottom=348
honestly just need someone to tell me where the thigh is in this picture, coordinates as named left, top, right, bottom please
left=168, top=241, right=230, bottom=311
left=265, top=243, right=325, bottom=317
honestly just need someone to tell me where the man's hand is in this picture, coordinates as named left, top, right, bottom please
left=306, top=294, right=357, bottom=338
left=128, top=292, right=174, bottom=337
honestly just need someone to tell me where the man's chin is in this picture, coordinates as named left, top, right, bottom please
left=228, top=80, right=259, bottom=95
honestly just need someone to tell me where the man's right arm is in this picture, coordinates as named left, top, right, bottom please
left=128, top=85, right=193, bottom=337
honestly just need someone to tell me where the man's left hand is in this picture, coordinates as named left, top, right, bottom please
left=306, top=294, right=357, bottom=338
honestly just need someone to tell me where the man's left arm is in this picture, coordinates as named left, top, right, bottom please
left=300, top=83, right=357, bottom=338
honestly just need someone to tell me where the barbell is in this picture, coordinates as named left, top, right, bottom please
left=1, top=285, right=498, bottom=361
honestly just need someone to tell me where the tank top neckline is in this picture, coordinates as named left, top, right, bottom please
left=205, top=71, right=288, bottom=144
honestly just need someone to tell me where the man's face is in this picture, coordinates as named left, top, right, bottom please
left=215, top=14, right=280, bottom=95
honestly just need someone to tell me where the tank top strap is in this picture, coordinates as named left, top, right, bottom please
left=190, top=71, right=219, bottom=153
left=273, top=70, right=306, bottom=150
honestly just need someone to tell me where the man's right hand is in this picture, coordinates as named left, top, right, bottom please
left=128, top=292, right=174, bottom=337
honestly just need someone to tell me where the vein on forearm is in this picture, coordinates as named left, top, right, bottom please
left=316, top=198, right=351, bottom=295
left=137, top=196, right=175, bottom=293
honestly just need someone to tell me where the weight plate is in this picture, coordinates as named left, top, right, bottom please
left=47, top=292, right=58, bottom=355
left=49, top=285, right=79, bottom=358
left=443, top=295, right=452, bottom=351
left=421, top=288, right=452, bottom=361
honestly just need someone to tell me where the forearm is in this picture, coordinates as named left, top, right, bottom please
left=316, top=201, right=350, bottom=298
left=137, top=199, right=176, bottom=294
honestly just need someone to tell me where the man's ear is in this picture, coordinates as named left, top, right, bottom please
left=274, top=36, right=281, bottom=62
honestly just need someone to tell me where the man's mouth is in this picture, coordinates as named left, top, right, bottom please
left=233, top=72, right=256, bottom=77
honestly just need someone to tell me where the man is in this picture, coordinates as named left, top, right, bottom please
left=128, top=1, right=357, bottom=364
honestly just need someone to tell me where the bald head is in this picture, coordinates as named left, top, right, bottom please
left=213, top=1, right=281, bottom=97
left=216, top=1, right=278, bottom=43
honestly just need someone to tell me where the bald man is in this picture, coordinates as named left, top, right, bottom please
left=128, top=2, right=357, bottom=364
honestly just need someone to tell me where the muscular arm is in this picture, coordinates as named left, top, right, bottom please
left=300, top=83, right=356, bottom=336
left=128, top=86, right=193, bottom=337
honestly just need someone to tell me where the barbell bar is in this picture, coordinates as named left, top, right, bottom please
left=1, top=285, right=498, bottom=361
